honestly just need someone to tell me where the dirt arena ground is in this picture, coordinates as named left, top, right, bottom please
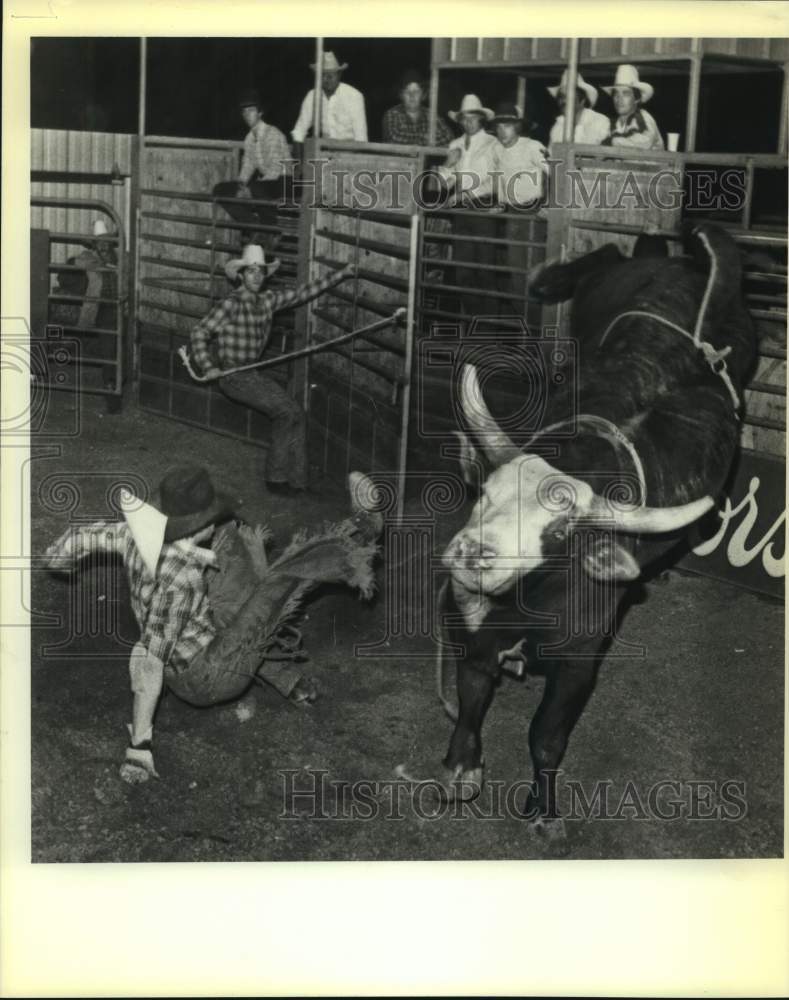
left=30, top=391, right=784, bottom=861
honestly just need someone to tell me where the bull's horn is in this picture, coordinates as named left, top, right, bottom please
left=590, top=494, right=715, bottom=534
left=459, top=364, right=521, bottom=466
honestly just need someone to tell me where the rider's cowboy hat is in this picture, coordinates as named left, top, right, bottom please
left=225, top=243, right=281, bottom=282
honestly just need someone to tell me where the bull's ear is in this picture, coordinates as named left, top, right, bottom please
left=582, top=537, right=641, bottom=582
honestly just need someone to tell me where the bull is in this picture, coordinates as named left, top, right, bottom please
left=436, top=222, right=757, bottom=837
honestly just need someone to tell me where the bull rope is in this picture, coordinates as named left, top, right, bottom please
left=435, top=577, right=459, bottom=723
left=178, top=308, right=406, bottom=383
left=597, top=230, right=740, bottom=411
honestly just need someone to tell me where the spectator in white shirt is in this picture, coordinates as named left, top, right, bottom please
left=602, top=65, right=665, bottom=150
left=490, top=102, right=548, bottom=315
left=548, top=70, right=610, bottom=151
left=212, top=91, right=292, bottom=251
left=437, top=94, right=498, bottom=320
left=291, top=50, right=367, bottom=157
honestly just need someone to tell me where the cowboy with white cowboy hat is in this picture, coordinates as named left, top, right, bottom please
left=224, top=242, right=281, bottom=283
left=436, top=93, right=500, bottom=315
left=190, top=243, right=356, bottom=495
left=44, top=463, right=383, bottom=783
left=448, top=93, right=495, bottom=123
left=602, top=64, right=665, bottom=150
left=547, top=69, right=611, bottom=149
left=291, top=49, right=367, bottom=145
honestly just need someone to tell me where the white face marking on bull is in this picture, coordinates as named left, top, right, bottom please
left=443, top=454, right=596, bottom=595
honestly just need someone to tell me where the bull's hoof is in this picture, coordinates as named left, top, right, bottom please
left=529, top=814, right=567, bottom=841
left=393, top=762, right=484, bottom=804
left=443, top=763, right=484, bottom=803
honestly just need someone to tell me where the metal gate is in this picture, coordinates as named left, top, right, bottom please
left=135, top=135, right=304, bottom=446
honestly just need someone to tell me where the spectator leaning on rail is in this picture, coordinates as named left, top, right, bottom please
left=489, top=102, right=549, bottom=313
left=382, top=69, right=454, bottom=298
left=437, top=94, right=498, bottom=318
left=291, top=50, right=367, bottom=165
left=547, top=69, right=611, bottom=150
left=382, top=68, right=453, bottom=146
left=601, top=64, right=665, bottom=150
left=189, top=243, right=356, bottom=496
left=211, top=91, right=292, bottom=252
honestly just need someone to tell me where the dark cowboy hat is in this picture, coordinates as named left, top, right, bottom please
left=154, top=464, right=235, bottom=542
left=491, top=101, right=524, bottom=124
left=238, top=89, right=263, bottom=110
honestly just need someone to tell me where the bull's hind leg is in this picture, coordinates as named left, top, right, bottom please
left=525, top=659, right=598, bottom=837
left=441, top=660, right=498, bottom=801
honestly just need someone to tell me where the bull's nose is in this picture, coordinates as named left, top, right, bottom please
left=455, top=534, right=497, bottom=568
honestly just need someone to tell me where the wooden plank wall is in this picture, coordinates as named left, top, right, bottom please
left=433, top=37, right=789, bottom=65
left=30, top=129, right=134, bottom=262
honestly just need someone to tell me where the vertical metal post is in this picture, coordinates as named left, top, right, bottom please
left=516, top=75, right=526, bottom=116
left=778, top=63, right=789, bottom=154
left=313, top=37, right=324, bottom=140
left=428, top=48, right=439, bottom=146
left=742, top=157, right=755, bottom=231
left=685, top=51, right=702, bottom=153
left=396, top=213, right=421, bottom=523
left=132, top=38, right=147, bottom=393
left=562, top=39, right=580, bottom=143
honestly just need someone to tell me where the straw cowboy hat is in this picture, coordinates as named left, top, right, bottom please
left=547, top=70, right=599, bottom=108
left=603, top=64, right=654, bottom=103
left=225, top=243, right=281, bottom=282
left=491, top=101, right=523, bottom=123
left=82, top=217, right=115, bottom=248
left=310, top=50, right=347, bottom=72
left=448, top=94, right=495, bottom=122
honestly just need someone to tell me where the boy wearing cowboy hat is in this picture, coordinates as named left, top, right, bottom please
left=489, top=102, right=549, bottom=313
left=45, top=463, right=382, bottom=783
left=547, top=70, right=611, bottom=149
left=211, top=90, right=292, bottom=251
left=437, top=94, right=499, bottom=318
left=190, top=244, right=356, bottom=494
left=490, top=101, right=548, bottom=208
left=602, top=64, right=665, bottom=150
left=291, top=50, right=367, bottom=150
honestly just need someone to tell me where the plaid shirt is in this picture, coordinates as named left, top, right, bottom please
left=382, top=105, right=454, bottom=147
left=190, top=269, right=347, bottom=373
left=239, top=122, right=292, bottom=183
left=48, top=521, right=218, bottom=671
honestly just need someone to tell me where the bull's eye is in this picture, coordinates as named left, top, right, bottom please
left=552, top=529, right=565, bottom=542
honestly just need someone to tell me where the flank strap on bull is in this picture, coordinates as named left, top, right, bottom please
left=598, top=230, right=740, bottom=412
left=178, top=308, right=406, bottom=383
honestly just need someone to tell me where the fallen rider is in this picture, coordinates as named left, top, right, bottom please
left=44, top=463, right=383, bottom=784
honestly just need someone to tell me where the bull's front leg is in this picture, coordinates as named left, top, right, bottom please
left=525, top=658, right=598, bottom=837
left=442, top=657, right=498, bottom=801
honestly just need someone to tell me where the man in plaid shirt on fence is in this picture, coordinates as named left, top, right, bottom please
left=190, top=243, right=355, bottom=495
